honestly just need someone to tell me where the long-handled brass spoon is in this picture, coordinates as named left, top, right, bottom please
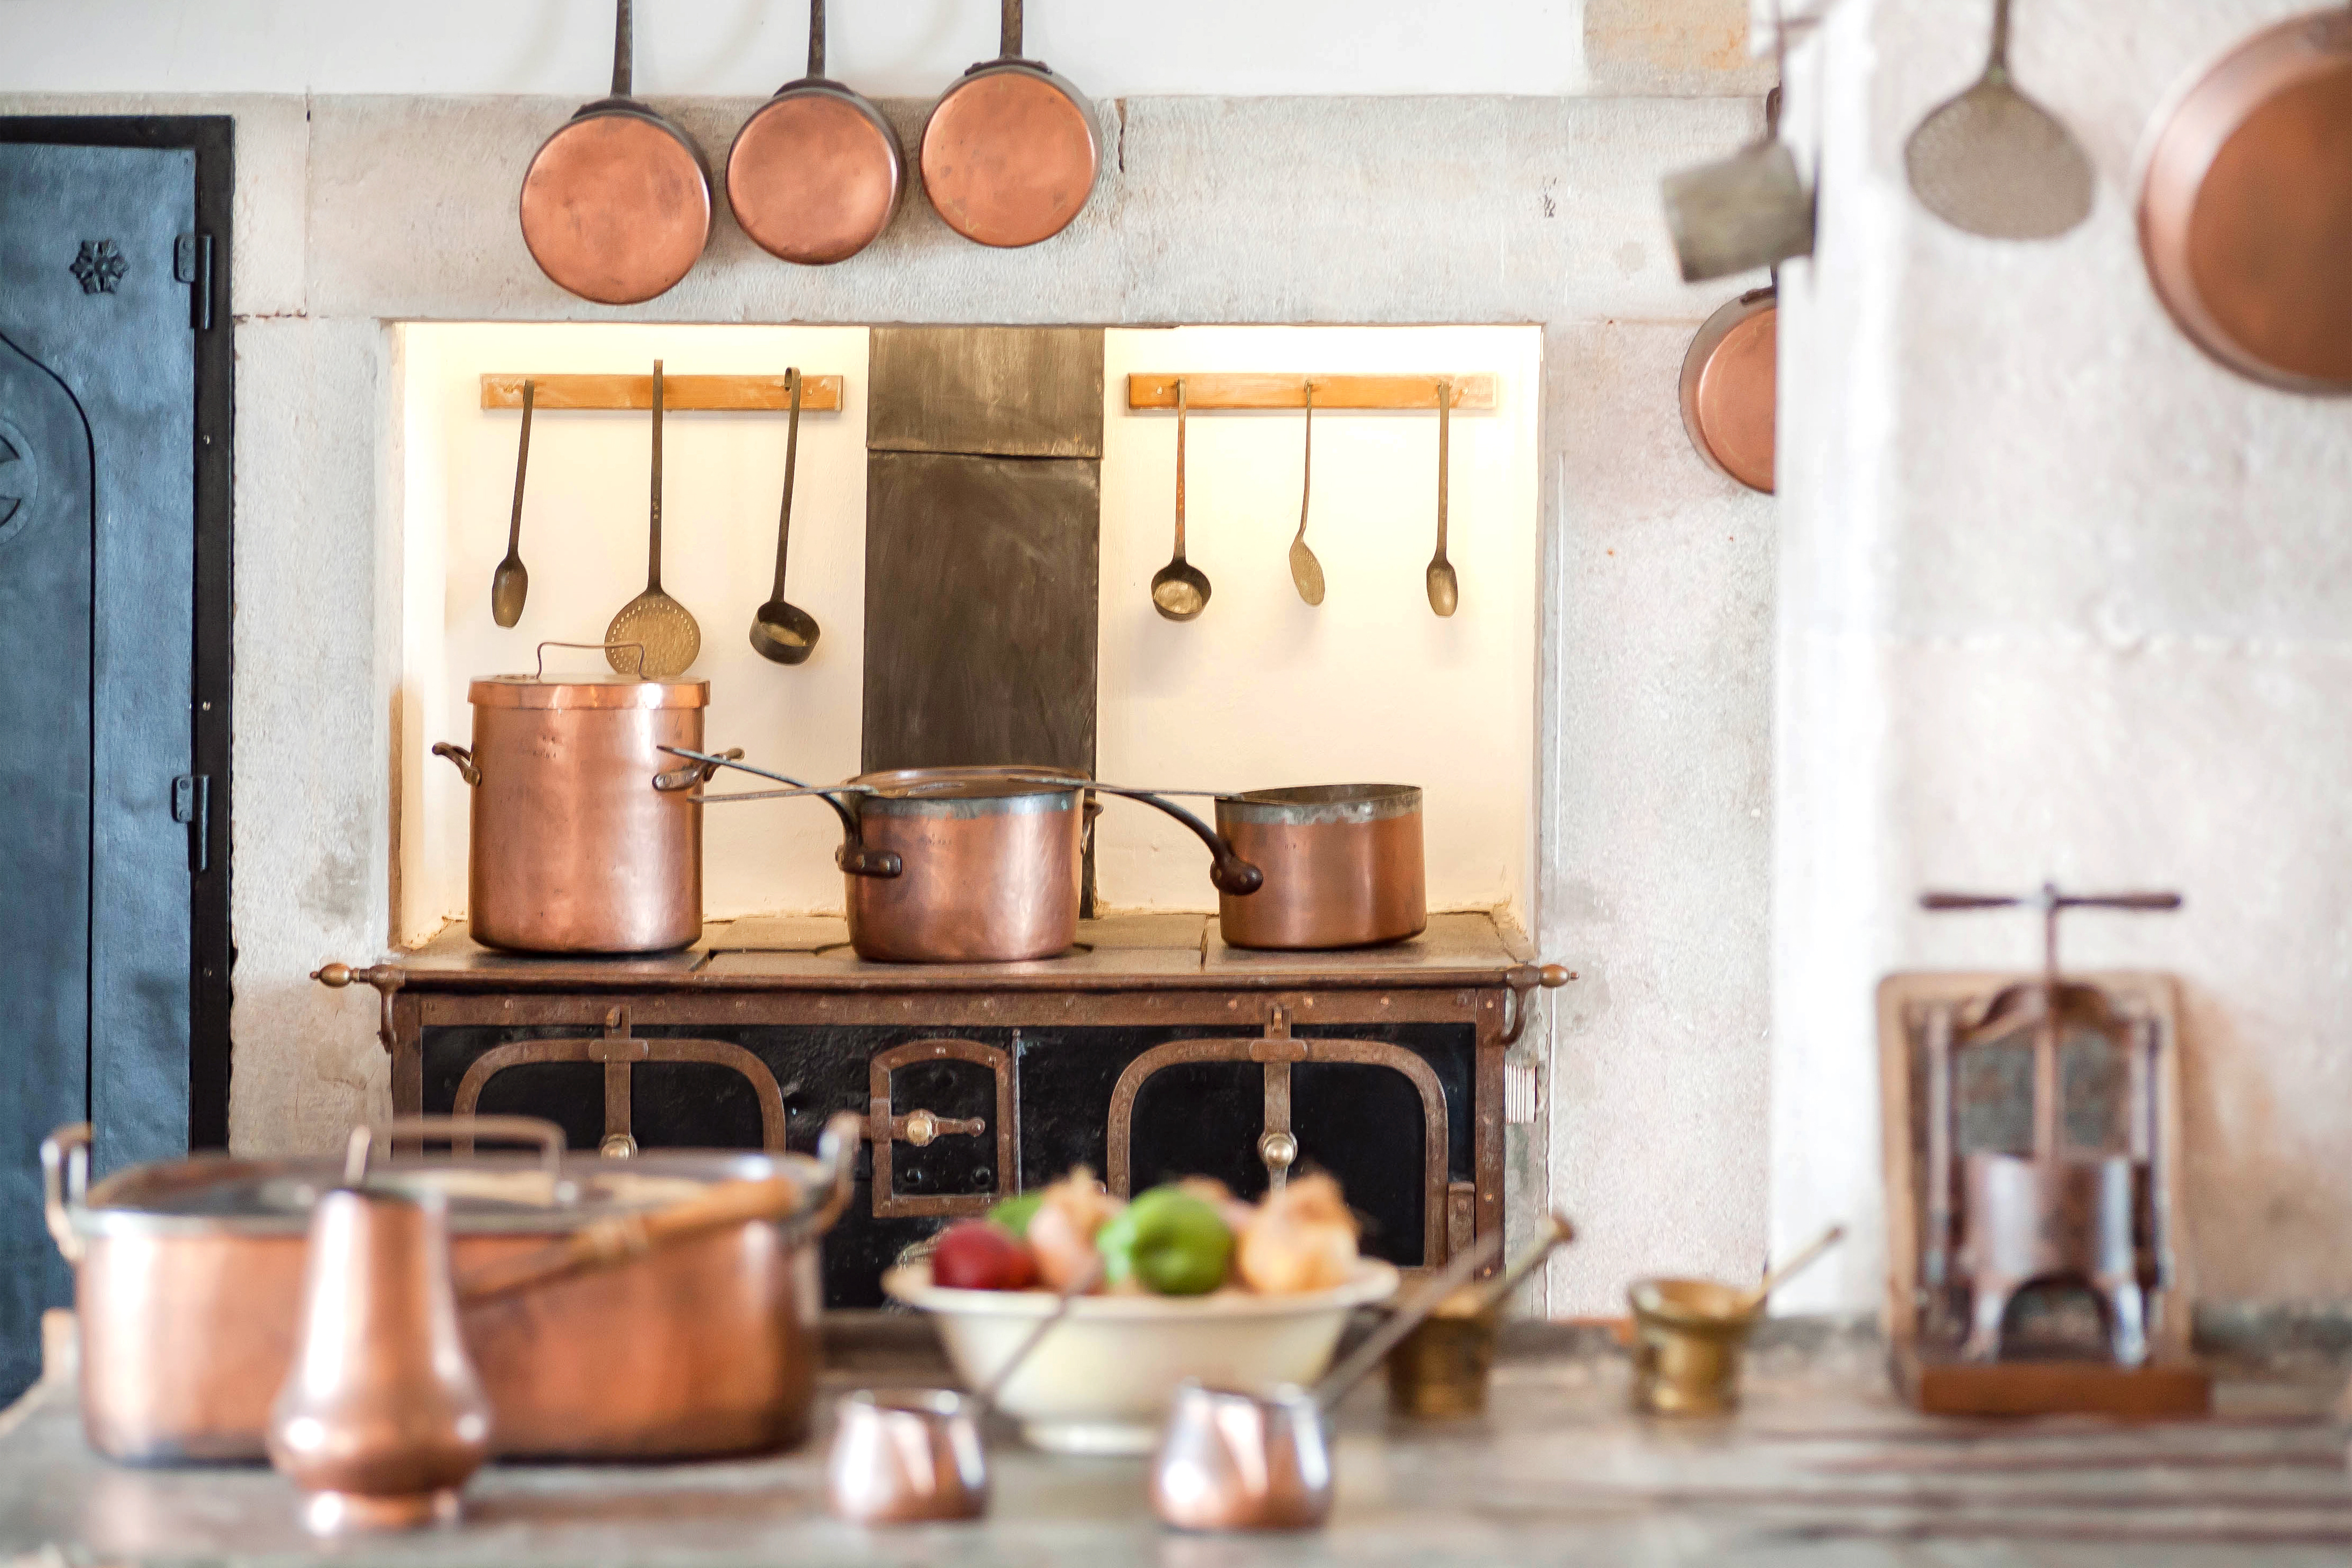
left=749, top=368, right=821, bottom=664
left=1288, top=380, right=1326, bottom=606
left=489, top=379, right=534, bottom=627
left=1425, top=379, right=1459, bottom=617
left=605, top=360, right=701, bottom=677
left=1150, top=378, right=1212, bottom=621
left=1734, top=1223, right=1846, bottom=1313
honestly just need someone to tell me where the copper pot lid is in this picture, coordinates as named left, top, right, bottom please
left=920, top=1, right=1100, bottom=248
left=520, top=1, right=713, bottom=306
left=2139, top=10, right=2352, bottom=391
left=1216, top=784, right=1423, bottom=827
left=726, top=2, right=904, bottom=265
left=1679, top=288, right=1777, bottom=494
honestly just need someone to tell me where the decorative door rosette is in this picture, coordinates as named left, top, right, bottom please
left=0, top=418, right=37, bottom=550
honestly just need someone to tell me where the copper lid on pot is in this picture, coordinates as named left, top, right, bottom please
left=467, top=673, right=708, bottom=711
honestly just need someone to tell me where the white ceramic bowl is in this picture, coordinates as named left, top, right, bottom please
left=882, top=1259, right=1401, bottom=1455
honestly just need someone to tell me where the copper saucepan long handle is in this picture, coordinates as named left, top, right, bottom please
left=1086, top=785, right=1262, bottom=895
left=611, top=0, right=634, bottom=97
left=655, top=747, right=903, bottom=878
left=806, top=0, right=827, bottom=78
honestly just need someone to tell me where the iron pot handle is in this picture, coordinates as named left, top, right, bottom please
left=1091, top=785, right=1262, bottom=896
left=346, top=1115, right=570, bottom=1187
left=810, top=1110, right=863, bottom=1234
left=40, top=1123, right=93, bottom=1264
left=652, top=745, right=743, bottom=792
left=431, top=741, right=481, bottom=787
left=654, top=747, right=903, bottom=879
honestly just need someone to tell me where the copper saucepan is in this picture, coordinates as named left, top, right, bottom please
left=1214, top=785, right=1427, bottom=951
left=1679, top=286, right=1777, bottom=495
left=520, top=0, right=713, bottom=305
left=919, top=0, right=1101, bottom=248
left=2138, top=5, right=2352, bottom=392
left=726, top=0, right=905, bottom=265
left=664, top=752, right=1259, bottom=963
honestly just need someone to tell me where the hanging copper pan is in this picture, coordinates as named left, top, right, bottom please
left=726, top=0, right=905, bottom=265
left=520, top=0, right=713, bottom=306
left=1679, top=286, right=1777, bottom=494
left=2138, top=6, right=2352, bottom=393
left=920, top=0, right=1100, bottom=248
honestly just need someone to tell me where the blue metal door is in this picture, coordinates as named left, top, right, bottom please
left=0, top=144, right=199, bottom=1402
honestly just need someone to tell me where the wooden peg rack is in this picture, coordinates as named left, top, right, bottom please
left=1126, top=373, right=1496, bottom=411
left=480, top=373, right=844, bottom=413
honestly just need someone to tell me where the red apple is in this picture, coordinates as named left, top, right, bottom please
left=930, top=1220, right=1039, bottom=1291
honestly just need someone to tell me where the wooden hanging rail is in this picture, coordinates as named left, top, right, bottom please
left=1126, top=373, right=1496, bottom=411
left=480, top=373, right=844, bottom=413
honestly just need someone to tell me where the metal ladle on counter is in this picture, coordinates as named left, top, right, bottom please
left=489, top=380, right=534, bottom=628
left=1425, top=380, right=1458, bottom=618
left=1151, top=1227, right=1507, bottom=1533
left=1150, top=378, right=1211, bottom=622
left=1287, top=380, right=1326, bottom=607
left=748, top=368, right=821, bottom=664
left=605, top=361, right=701, bottom=677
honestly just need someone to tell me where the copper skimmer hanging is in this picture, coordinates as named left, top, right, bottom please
left=520, top=0, right=713, bottom=305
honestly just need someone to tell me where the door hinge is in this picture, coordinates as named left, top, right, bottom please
left=172, top=773, right=211, bottom=874
left=173, top=232, right=214, bottom=332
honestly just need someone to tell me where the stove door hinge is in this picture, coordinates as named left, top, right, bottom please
left=173, top=232, right=214, bottom=332
left=172, top=773, right=211, bottom=873
left=1504, top=1060, right=1542, bottom=1125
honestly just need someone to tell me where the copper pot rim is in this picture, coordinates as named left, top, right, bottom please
left=850, top=765, right=1088, bottom=817
left=468, top=674, right=709, bottom=710
left=1679, top=287, right=1778, bottom=494
left=2134, top=8, right=2352, bottom=393
left=725, top=77, right=907, bottom=265
left=1215, top=784, right=1423, bottom=826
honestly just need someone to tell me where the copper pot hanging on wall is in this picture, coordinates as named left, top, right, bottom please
left=2137, top=6, right=2352, bottom=393
left=520, top=0, right=713, bottom=305
left=1679, top=286, right=1777, bottom=494
left=919, top=0, right=1101, bottom=248
left=726, top=0, right=905, bottom=265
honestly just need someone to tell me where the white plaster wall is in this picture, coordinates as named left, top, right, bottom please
left=1770, top=0, right=2352, bottom=1312
left=1096, top=326, right=1541, bottom=919
left=0, top=85, right=1777, bottom=1317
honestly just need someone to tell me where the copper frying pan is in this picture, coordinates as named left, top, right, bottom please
left=1679, top=286, right=1777, bottom=494
left=920, top=0, right=1100, bottom=248
left=726, top=0, right=905, bottom=265
left=2138, top=6, right=2352, bottom=392
left=520, top=0, right=713, bottom=306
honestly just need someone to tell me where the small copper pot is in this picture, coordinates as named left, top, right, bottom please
left=1680, top=287, right=1777, bottom=495
left=435, top=646, right=712, bottom=954
left=919, top=0, right=1100, bottom=248
left=520, top=0, right=713, bottom=305
left=725, top=0, right=905, bottom=265
left=1214, top=785, right=1425, bottom=951
left=827, top=1390, right=989, bottom=1524
left=1151, top=1382, right=1332, bottom=1534
left=1627, top=1278, right=1758, bottom=1416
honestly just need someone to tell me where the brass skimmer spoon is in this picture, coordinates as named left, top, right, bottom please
left=605, top=360, right=701, bottom=677
left=1150, top=378, right=1211, bottom=621
left=749, top=368, right=821, bottom=664
left=1288, top=380, right=1326, bottom=607
left=490, top=379, right=534, bottom=628
left=1903, top=0, right=2092, bottom=240
left=1425, top=380, right=1459, bottom=618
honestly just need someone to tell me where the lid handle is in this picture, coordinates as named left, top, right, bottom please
left=346, top=1115, right=569, bottom=1185
left=537, top=640, right=648, bottom=681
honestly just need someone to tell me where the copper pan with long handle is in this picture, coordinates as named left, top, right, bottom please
left=919, top=0, right=1101, bottom=248
left=1679, top=285, right=1778, bottom=495
left=521, top=0, right=713, bottom=305
left=2138, top=5, right=2352, bottom=392
left=726, top=0, right=905, bottom=265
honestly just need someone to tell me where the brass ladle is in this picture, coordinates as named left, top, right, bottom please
left=1288, top=379, right=1326, bottom=607
left=1149, top=379, right=1211, bottom=621
left=1903, top=0, right=2093, bottom=240
left=1425, top=380, right=1458, bottom=617
left=605, top=360, right=701, bottom=677
left=489, top=379, right=534, bottom=628
left=749, top=368, right=821, bottom=664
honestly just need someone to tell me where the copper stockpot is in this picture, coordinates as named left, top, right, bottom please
left=673, top=755, right=1261, bottom=963
left=520, top=0, right=713, bottom=305
left=2138, top=6, right=2352, bottom=393
left=726, top=0, right=905, bottom=265
left=42, top=1115, right=857, bottom=1464
left=1680, top=286, right=1777, bottom=494
left=1213, top=785, right=1425, bottom=951
left=919, top=0, right=1100, bottom=248
left=434, top=647, right=716, bottom=954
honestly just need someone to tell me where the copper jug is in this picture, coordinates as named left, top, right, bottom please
left=267, top=1153, right=491, bottom=1535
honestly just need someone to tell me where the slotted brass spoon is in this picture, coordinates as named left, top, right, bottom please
left=606, top=360, right=701, bottom=676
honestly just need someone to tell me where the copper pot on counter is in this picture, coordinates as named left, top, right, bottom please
left=1214, top=785, right=1426, bottom=951
left=435, top=644, right=725, bottom=955
left=669, top=754, right=1261, bottom=963
left=43, top=1115, right=857, bottom=1464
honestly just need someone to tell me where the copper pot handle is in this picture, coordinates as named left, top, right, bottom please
left=345, top=1115, right=570, bottom=1185
left=431, top=741, right=481, bottom=787
left=650, top=746, right=744, bottom=792
left=654, top=746, right=904, bottom=879
left=1088, top=785, right=1263, bottom=896
left=40, top=1122, right=93, bottom=1264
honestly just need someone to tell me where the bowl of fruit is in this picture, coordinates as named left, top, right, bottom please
left=884, top=1168, right=1398, bottom=1455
